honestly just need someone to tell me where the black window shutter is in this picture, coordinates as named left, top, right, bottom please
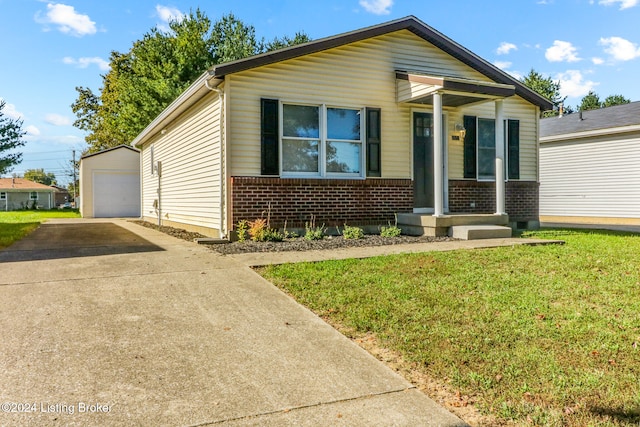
left=261, top=98, right=279, bottom=176
left=463, top=115, right=477, bottom=179
left=507, top=119, right=520, bottom=180
left=366, top=107, right=381, bottom=177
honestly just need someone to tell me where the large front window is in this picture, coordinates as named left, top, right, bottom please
left=281, top=103, right=363, bottom=177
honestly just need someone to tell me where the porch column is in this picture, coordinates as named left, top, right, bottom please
left=433, top=91, right=444, bottom=217
left=495, top=99, right=506, bottom=215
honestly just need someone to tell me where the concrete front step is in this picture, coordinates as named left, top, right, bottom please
left=449, top=225, right=512, bottom=240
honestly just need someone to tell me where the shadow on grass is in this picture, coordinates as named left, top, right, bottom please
left=589, top=405, right=640, bottom=424
left=520, top=227, right=640, bottom=239
left=0, top=222, right=40, bottom=250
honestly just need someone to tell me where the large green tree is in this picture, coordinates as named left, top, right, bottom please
left=602, top=94, right=631, bottom=108
left=520, top=69, right=565, bottom=117
left=577, top=91, right=631, bottom=111
left=24, top=168, right=56, bottom=186
left=0, top=99, right=26, bottom=174
left=72, top=11, right=310, bottom=152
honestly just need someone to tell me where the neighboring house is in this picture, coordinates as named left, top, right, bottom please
left=540, top=101, right=640, bottom=225
left=51, top=185, right=71, bottom=207
left=79, top=145, right=141, bottom=218
left=0, top=178, right=55, bottom=210
left=132, top=16, right=551, bottom=239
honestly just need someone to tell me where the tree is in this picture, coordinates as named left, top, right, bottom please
left=23, top=168, right=56, bottom=186
left=578, top=91, right=601, bottom=111
left=0, top=100, right=27, bottom=175
left=72, top=11, right=310, bottom=152
left=520, top=69, right=565, bottom=117
left=603, top=94, right=630, bottom=108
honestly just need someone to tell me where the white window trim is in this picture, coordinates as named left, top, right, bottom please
left=30, top=191, right=38, bottom=200
left=0, top=192, right=6, bottom=200
left=279, top=101, right=365, bottom=179
left=475, top=117, right=513, bottom=183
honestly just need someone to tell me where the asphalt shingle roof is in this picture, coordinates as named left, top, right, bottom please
left=540, top=101, right=640, bottom=138
left=0, top=178, right=56, bottom=191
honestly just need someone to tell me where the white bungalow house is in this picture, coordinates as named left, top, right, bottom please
left=0, top=178, right=55, bottom=210
left=132, top=16, right=551, bottom=239
left=540, top=101, right=640, bottom=225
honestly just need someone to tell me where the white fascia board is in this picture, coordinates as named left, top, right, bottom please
left=540, top=124, right=640, bottom=144
left=131, top=72, right=223, bottom=147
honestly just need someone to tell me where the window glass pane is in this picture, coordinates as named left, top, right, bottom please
left=282, top=139, right=318, bottom=173
left=0, top=192, right=5, bottom=200
left=478, top=118, right=495, bottom=179
left=283, top=105, right=319, bottom=138
left=327, top=142, right=361, bottom=173
left=327, top=108, right=360, bottom=140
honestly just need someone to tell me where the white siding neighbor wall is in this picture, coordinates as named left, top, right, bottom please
left=140, top=91, right=223, bottom=236
left=540, top=131, right=640, bottom=222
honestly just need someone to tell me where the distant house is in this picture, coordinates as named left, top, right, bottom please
left=0, top=178, right=55, bottom=210
left=540, top=101, right=640, bottom=225
left=79, top=145, right=141, bottom=218
left=50, top=185, right=70, bottom=207
left=132, top=16, right=551, bottom=238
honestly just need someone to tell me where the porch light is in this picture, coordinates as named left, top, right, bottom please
left=455, top=123, right=466, bottom=140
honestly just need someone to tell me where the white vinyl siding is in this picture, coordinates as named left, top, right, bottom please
left=540, top=131, right=640, bottom=219
left=448, top=97, right=538, bottom=181
left=140, top=91, right=223, bottom=234
left=228, top=29, right=505, bottom=179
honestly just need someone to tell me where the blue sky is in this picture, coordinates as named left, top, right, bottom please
left=1, top=0, right=639, bottom=185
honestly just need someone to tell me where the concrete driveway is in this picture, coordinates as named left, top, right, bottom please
left=0, top=218, right=466, bottom=426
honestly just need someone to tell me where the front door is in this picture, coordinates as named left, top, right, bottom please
left=413, top=112, right=434, bottom=210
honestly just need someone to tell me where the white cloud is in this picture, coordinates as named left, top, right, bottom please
left=599, top=0, right=638, bottom=9
left=35, top=3, right=96, bottom=37
left=359, top=0, right=393, bottom=15
left=63, top=56, right=110, bottom=71
left=0, top=99, right=23, bottom=120
left=545, top=40, right=581, bottom=62
left=599, top=36, right=640, bottom=61
left=496, top=42, right=517, bottom=55
left=556, top=70, right=598, bottom=98
left=25, top=125, right=41, bottom=136
left=45, top=114, right=72, bottom=126
left=591, top=57, right=605, bottom=64
left=156, top=5, right=184, bottom=23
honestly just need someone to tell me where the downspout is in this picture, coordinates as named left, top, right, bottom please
left=205, top=78, right=227, bottom=239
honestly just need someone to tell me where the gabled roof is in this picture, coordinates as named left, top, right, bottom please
left=540, top=101, right=640, bottom=142
left=81, top=144, right=140, bottom=160
left=0, top=178, right=56, bottom=191
left=209, top=15, right=552, bottom=111
left=133, top=16, right=552, bottom=148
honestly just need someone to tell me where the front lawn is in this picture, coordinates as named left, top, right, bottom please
left=259, top=229, right=640, bottom=426
left=0, top=210, right=80, bottom=249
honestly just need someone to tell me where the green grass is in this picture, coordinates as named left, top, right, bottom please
left=258, top=229, right=640, bottom=426
left=0, top=210, right=80, bottom=249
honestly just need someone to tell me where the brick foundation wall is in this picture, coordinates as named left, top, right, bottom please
left=231, top=177, right=413, bottom=228
left=448, top=180, right=539, bottom=221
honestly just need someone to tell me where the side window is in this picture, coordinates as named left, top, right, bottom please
left=30, top=192, right=38, bottom=200
left=463, top=116, right=520, bottom=181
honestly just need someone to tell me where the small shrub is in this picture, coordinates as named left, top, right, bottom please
left=236, top=220, right=249, bottom=242
left=260, top=228, right=284, bottom=242
left=247, top=218, right=283, bottom=242
left=342, top=224, right=364, bottom=239
left=380, top=224, right=402, bottom=238
left=305, top=215, right=325, bottom=240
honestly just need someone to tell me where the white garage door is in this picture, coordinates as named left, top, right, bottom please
left=93, top=172, right=140, bottom=218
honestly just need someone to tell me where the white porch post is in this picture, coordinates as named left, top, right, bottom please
left=433, top=91, right=444, bottom=217
left=495, top=99, right=506, bottom=215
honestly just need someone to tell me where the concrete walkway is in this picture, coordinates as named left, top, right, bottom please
left=0, top=218, right=468, bottom=426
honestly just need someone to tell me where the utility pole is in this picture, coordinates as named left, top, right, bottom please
left=72, top=150, right=77, bottom=203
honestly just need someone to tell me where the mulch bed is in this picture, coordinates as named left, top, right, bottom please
left=132, top=220, right=455, bottom=255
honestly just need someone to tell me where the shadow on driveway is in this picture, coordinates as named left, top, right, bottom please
left=0, top=222, right=164, bottom=262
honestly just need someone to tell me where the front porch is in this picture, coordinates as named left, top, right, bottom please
left=397, top=212, right=511, bottom=239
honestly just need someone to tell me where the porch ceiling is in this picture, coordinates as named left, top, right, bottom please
left=396, top=72, right=516, bottom=107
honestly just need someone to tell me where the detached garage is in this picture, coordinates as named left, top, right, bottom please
left=79, top=145, right=141, bottom=218
left=540, top=102, right=640, bottom=225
